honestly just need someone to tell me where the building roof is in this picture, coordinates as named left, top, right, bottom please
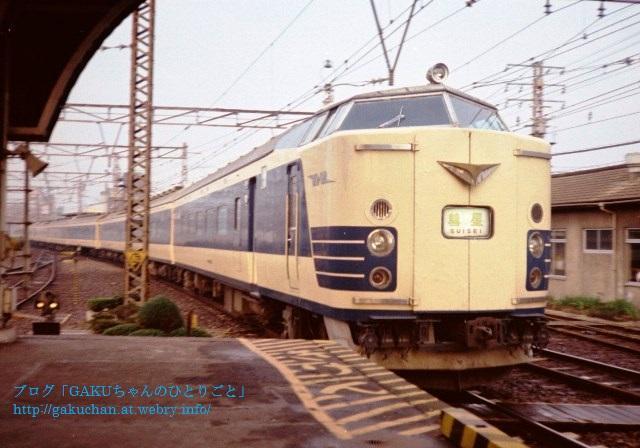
left=1, top=0, right=143, bottom=141
left=552, top=164, right=640, bottom=207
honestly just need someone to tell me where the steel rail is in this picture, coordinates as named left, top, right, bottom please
left=15, top=252, right=57, bottom=308
left=464, top=391, right=593, bottom=448
left=523, top=361, right=640, bottom=404
left=548, top=326, right=640, bottom=355
left=538, top=348, right=640, bottom=381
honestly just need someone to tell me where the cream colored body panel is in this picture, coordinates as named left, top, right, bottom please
left=413, top=129, right=470, bottom=311
left=173, top=246, right=253, bottom=285
left=33, top=125, right=549, bottom=316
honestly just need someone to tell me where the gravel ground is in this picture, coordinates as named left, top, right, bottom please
left=547, top=333, right=640, bottom=372
left=9, top=252, right=265, bottom=338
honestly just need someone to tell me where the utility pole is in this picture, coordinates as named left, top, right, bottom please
left=125, top=0, right=155, bottom=303
left=507, top=61, right=564, bottom=139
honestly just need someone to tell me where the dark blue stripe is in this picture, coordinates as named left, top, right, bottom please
left=526, top=230, right=551, bottom=291
left=311, top=226, right=369, bottom=241
left=317, top=274, right=369, bottom=291
left=312, top=242, right=369, bottom=257
left=314, top=258, right=366, bottom=274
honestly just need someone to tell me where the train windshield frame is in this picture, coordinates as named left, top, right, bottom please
left=337, top=94, right=451, bottom=132
left=274, top=91, right=508, bottom=150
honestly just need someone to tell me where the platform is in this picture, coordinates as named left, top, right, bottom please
left=0, top=335, right=454, bottom=447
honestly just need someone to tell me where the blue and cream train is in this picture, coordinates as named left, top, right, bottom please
left=32, top=80, right=551, bottom=383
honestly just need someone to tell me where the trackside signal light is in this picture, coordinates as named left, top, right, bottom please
left=528, top=232, right=544, bottom=258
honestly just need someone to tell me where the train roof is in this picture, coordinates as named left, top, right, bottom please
left=318, top=83, right=497, bottom=113
left=46, top=83, right=500, bottom=221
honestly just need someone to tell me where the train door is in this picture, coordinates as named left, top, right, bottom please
left=286, top=163, right=300, bottom=289
left=247, top=177, right=256, bottom=251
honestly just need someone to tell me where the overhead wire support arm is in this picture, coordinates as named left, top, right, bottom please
left=370, top=0, right=418, bottom=86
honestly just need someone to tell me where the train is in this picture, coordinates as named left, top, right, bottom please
left=32, top=67, right=551, bottom=388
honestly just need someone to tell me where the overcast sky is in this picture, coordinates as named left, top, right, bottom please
left=27, top=0, right=640, bottom=211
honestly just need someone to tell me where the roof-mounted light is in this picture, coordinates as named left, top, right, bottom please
left=426, top=63, right=449, bottom=84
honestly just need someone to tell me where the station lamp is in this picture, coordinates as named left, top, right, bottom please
left=9, top=143, right=48, bottom=177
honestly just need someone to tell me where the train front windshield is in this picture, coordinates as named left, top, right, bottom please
left=336, top=94, right=507, bottom=133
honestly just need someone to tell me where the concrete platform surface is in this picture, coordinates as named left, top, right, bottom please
left=0, top=335, right=452, bottom=448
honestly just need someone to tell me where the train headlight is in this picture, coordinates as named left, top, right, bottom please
left=367, top=229, right=395, bottom=257
left=369, top=267, right=392, bottom=289
left=528, top=267, right=543, bottom=289
left=528, top=232, right=544, bottom=258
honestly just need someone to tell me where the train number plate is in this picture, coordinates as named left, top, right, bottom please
left=442, top=206, right=492, bottom=239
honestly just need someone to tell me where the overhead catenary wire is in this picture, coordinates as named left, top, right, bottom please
left=552, top=139, right=640, bottom=156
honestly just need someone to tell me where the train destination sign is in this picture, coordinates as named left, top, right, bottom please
left=443, top=206, right=491, bottom=238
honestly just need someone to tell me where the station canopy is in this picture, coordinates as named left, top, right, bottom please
left=1, top=0, right=143, bottom=141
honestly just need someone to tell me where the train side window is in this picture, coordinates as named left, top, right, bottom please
left=196, top=211, right=204, bottom=237
left=275, top=119, right=314, bottom=149
left=234, top=198, right=241, bottom=230
left=218, top=206, right=228, bottom=235
left=317, top=102, right=352, bottom=139
left=188, top=213, right=195, bottom=235
left=206, top=209, right=216, bottom=240
left=299, top=111, right=328, bottom=146
left=260, top=166, right=267, bottom=189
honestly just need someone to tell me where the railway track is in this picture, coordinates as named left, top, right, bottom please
left=462, top=391, right=595, bottom=448
left=547, top=316, right=640, bottom=355
left=526, top=348, right=640, bottom=403
left=442, top=342, right=640, bottom=447
left=9, top=251, right=57, bottom=308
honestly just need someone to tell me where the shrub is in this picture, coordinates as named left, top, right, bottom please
left=552, top=296, right=600, bottom=310
left=589, top=299, right=639, bottom=320
left=550, top=296, right=639, bottom=320
left=102, top=323, right=140, bottom=336
left=169, top=327, right=211, bottom=337
left=137, top=296, right=183, bottom=333
left=87, top=296, right=124, bottom=312
left=129, top=328, right=166, bottom=337
left=113, top=302, right=140, bottom=322
left=90, top=318, right=119, bottom=333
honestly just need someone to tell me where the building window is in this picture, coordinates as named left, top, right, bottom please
left=627, top=229, right=640, bottom=282
left=551, top=229, right=566, bottom=276
left=584, top=228, right=612, bottom=253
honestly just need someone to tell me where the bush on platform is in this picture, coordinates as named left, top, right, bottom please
left=169, top=327, right=211, bottom=337
left=90, top=317, right=120, bottom=333
left=137, top=295, right=184, bottom=333
left=113, top=302, right=140, bottom=322
left=87, top=295, right=124, bottom=312
left=102, top=323, right=141, bottom=336
left=129, top=328, right=166, bottom=337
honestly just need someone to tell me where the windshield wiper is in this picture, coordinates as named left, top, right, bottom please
left=378, top=106, right=405, bottom=128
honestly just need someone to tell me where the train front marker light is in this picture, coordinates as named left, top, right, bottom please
left=367, top=229, right=395, bottom=257
left=528, top=267, right=543, bottom=289
left=528, top=232, right=544, bottom=258
left=369, top=267, right=392, bottom=290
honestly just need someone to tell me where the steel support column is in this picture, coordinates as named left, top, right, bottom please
left=124, top=0, right=155, bottom=303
